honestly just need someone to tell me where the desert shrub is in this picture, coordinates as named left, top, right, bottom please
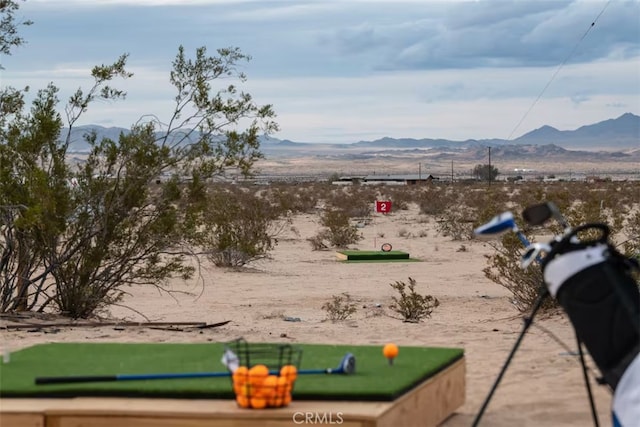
left=435, top=206, right=475, bottom=241
left=509, top=182, right=548, bottom=212
left=309, top=209, right=363, bottom=249
left=327, top=172, right=341, bottom=183
left=470, top=187, right=512, bottom=228
left=389, top=277, right=440, bottom=322
left=311, top=182, right=335, bottom=202
left=619, top=181, right=640, bottom=207
left=463, top=185, right=510, bottom=215
left=397, top=227, right=411, bottom=238
left=483, top=231, right=557, bottom=312
left=622, top=208, right=640, bottom=258
left=322, top=293, right=357, bottom=321
left=263, top=184, right=319, bottom=214
left=199, top=188, right=290, bottom=267
left=384, top=187, right=413, bottom=210
left=574, top=188, right=628, bottom=233
left=326, top=186, right=376, bottom=218
left=307, top=234, right=328, bottom=251
left=417, top=187, right=451, bottom=216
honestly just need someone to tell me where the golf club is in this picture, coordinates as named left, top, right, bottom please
left=473, top=211, right=531, bottom=247
left=34, top=353, right=356, bottom=385
left=520, top=242, right=552, bottom=270
left=522, top=202, right=570, bottom=229
left=299, top=352, right=356, bottom=375
left=35, top=370, right=231, bottom=385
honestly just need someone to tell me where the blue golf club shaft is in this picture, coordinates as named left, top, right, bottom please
left=35, top=355, right=353, bottom=384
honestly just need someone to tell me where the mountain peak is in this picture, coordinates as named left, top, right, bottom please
left=514, top=113, right=638, bottom=148
left=517, top=124, right=560, bottom=140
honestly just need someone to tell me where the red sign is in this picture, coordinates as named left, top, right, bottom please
left=375, top=200, right=392, bottom=213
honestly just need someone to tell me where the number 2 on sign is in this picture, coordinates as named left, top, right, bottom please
left=376, top=200, right=392, bottom=213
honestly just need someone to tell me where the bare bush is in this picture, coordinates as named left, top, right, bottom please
left=200, top=188, right=290, bottom=267
left=322, top=293, right=357, bottom=321
left=483, top=232, right=556, bottom=312
left=384, top=186, right=415, bottom=210
left=418, top=187, right=451, bottom=216
left=263, top=184, right=319, bottom=214
left=307, top=234, right=329, bottom=251
left=389, top=277, right=440, bottom=322
left=326, top=186, right=376, bottom=218
left=309, top=209, right=363, bottom=249
left=397, top=227, right=411, bottom=238
left=435, top=207, right=475, bottom=241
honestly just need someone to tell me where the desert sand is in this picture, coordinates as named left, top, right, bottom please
left=0, top=204, right=616, bottom=427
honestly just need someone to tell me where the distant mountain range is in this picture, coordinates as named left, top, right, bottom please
left=62, top=113, right=639, bottom=157
left=514, top=112, right=639, bottom=149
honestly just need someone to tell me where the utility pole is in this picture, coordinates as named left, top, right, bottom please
left=451, top=160, right=454, bottom=184
left=488, top=147, right=492, bottom=186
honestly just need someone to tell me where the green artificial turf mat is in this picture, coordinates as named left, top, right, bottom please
left=0, top=342, right=463, bottom=401
left=337, top=250, right=410, bottom=261
left=341, top=258, right=422, bottom=263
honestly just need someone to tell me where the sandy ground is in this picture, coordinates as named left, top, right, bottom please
left=0, top=205, right=615, bottom=427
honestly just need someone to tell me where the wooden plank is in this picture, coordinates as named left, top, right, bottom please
left=47, top=416, right=370, bottom=427
left=377, top=357, right=465, bottom=427
left=40, top=399, right=388, bottom=425
left=0, top=397, right=49, bottom=427
left=0, top=413, right=44, bottom=427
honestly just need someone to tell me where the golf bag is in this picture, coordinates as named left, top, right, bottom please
left=541, top=223, right=639, bottom=427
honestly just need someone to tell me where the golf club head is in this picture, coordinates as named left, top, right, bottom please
left=341, top=353, right=356, bottom=375
left=520, top=243, right=552, bottom=269
left=522, top=203, right=553, bottom=226
left=522, top=202, right=570, bottom=229
left=221, top=348, right=240, bottom=372
left=474, top=212, right=517, bottom=239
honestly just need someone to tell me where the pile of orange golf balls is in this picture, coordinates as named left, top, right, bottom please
left=232, top=364, right=298, bottom=409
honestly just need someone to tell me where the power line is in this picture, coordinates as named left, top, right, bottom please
left=506, top=0, right=612, bottom=141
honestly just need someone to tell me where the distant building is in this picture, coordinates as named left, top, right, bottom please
left=333, top=174, right=437, bottom=186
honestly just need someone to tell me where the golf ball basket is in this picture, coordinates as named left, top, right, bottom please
left=225, top=338, right=303, bottom=409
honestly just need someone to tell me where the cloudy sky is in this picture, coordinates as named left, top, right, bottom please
left=2, top=0, right=639, bottom=143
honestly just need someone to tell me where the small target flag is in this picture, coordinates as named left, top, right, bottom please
left=375, top=200, right=392, bottom=213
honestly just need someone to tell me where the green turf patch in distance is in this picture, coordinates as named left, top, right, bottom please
left=341, top=258, right=422, bottom=263
left=338, top=250, right=409, bottom=260
left=336, top=250, right=416, bottom=262
left=0, top=343, right=463, bottom=401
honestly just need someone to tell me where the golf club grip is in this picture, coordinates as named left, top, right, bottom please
left=36, top=375, right=117, bottom=385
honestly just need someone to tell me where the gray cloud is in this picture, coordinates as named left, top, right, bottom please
left=11, top=0, right=639, bottom=78
left=322, top=1, right=640, bottom=70
left=4, top=0, right=638, bottom=143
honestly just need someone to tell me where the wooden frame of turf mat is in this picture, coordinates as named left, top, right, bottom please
left=0, top=343, right=465, bottom=426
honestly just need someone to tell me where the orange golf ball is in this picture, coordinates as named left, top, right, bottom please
left=280, top=364, right=298, bottom=383
left=250, top=396, right=268, bottom=409
left=383, top=343, right=399, bottom=359
left=232, top=366, right=249, bottom=385
left=248, top=364, right=269, bottom=385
